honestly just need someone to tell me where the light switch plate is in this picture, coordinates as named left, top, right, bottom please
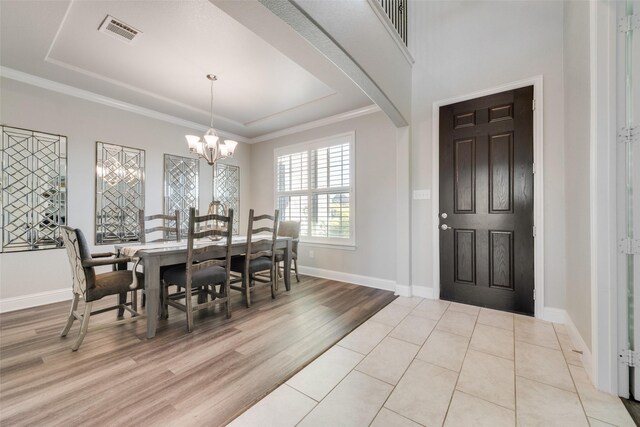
left=413, top=189, right=431, bottom=200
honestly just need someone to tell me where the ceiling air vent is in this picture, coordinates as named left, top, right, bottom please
left=98, top=15, right=141, bottom=44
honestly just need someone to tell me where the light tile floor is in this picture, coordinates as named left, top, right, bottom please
left=229, top=298, right=635, bottom=427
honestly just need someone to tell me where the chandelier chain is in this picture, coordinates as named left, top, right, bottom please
left=210, top=78, right=214, bottom=129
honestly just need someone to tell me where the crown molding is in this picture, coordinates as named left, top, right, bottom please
left=0, top=66, right=250, bottom=143
left=249, top=104, right=381, bottom=143
left=1, top=67, right=382, bottom=145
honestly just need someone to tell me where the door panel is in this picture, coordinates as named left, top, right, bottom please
left=454, top=138, right=476, bottom=213
left=489, top=230, right=514, bottom=290
left=489, top=132, right=513, bottom=213
left=454, top=229, right=476, bottom=284
left=439, top=86, right=534, bottom=315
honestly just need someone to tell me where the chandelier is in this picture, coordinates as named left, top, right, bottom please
left=186, top=74, right=237, bottom=165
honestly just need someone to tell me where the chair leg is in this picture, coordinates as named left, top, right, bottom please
left=131, top=290, right=138, bottom=316
left=270, top=266, right=276, bottom=299
left=294, top=258, right=300, bottom=283
left=197, top=288, right=207, bottom=304
left=117, top=292, right=127, bottom=319
left=60, top=293, right=79, bottom=337
left=225, top=282, right=231, bottom=319
left=185, top=285, right=194, bottom=332
left=243, top=275, right=251, bottom=308
left=161, top=281, right=169, bottom=319
left=72, top=302, right=92, bottom=351
left=274, top=264, right=280, bottom=292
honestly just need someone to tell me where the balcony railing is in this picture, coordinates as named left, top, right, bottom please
left=378, top=0, right=407, bottom=45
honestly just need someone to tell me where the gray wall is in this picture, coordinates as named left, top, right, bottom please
left=249, top=111, right=398, bottom=285
left=409, top=0, right=567, bottom=310
left=0, top=77, right=252, bottom=299
left=563, top=0, right=592, bottom=350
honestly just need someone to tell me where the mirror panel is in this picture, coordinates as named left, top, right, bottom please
left=214, top=163, right=240, bottom=234
left=95, top=141, right=145, bottom=244
left=164, top=154, right=199, bottom=238
left=1, top=126, right=67, bottom=252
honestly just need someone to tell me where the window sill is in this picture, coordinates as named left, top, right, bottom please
left=299, top=241, right=357, bottom=251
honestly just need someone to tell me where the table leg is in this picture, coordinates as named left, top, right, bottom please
left=145, top=258, right=160, bottom=339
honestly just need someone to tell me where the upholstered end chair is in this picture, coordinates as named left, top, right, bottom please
left=60, top=226, right=143, bottom=350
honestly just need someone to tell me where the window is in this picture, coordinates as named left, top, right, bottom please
left=275, top=132, right=354, bottom=246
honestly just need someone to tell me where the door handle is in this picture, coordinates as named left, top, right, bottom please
left=440, top=224, right=452, bottom=230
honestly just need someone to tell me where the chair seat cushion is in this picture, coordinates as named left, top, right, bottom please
left=231, top=256, right=272, bottom=274
left=162, top=265, right=226, bottom=288
left=86, top=270, right=144, bottom=302
left=274, top=250, right=297, bottom=262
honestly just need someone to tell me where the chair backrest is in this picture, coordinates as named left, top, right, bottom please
left=60, top=226, right=94, bottom=296
left=278, top=221, right=300, bottom=255
left=185, top=207, right=234, bottom=285
left=245, top=209, right=279, bottom=267
left=139, top=209, right=180, bottom=243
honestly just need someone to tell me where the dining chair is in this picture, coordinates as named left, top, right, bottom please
left=161, top=207, right=234, bottom=332
left=139, top=209, right=181, bottom=243
left=138, top=209, right=181, bottom=306
left=275, top=220, right=300, bottom=283
left=230, top=209, right=279, bottom=308
left=60, top=226, right=143, bottom=350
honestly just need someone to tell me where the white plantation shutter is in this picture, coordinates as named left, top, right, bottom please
left=275, top=133, right=354, bottom=245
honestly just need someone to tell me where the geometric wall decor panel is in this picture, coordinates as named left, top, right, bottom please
left=214, top=163, right=240, bottom=235
left=95, top=141, right=145, bottom=244
left=164, top=154, right=198, bottom=238
left=1, top=126, right=67, bottom=252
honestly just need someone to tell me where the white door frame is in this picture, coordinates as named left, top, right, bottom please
left=431, top=76, right=545, bottom=318
left=589, top=0, right=619, bottom=395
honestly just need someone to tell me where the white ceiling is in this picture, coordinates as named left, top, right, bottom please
left=0, top=0, right=373, bottom=140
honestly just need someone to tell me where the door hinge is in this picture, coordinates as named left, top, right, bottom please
left=617, top=127, right=639, bottom=145
left=619, top=14, right=640, bottom=33
left=618, top=238, right=640, bottom=255
left=532, top=99, right=536, bottom=111
left=533, top=226, right=536, bottom=237
left=533, top=290, right=536, bottom=301
left=532, top=162, right=536, bottom=174
left=619, top=349, right=639, bottom=367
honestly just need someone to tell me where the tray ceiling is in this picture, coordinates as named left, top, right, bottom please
left=0, top=0, right=373, bottom=139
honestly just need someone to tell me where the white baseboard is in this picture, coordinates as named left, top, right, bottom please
left=527, top=307, right=595, bottom=386
left=541, top=307, right=568, bottom=323
left=298, top=266, right=396, bottom=292
left=0, top=288, right=71, bottom=313
left=564, top=312, right=594, bottom=385
left=395, top=285, right=412, bottom=297
left=412, top=286, right=435, bottom=299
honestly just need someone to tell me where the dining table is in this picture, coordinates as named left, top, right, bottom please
left=115, top=235, right=292, bottom=338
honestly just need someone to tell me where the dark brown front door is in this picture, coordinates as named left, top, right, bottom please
left=439, top=86, right=534, bottom=315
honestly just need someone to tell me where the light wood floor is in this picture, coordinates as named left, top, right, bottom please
left=0, top=276, right=396, bottom=426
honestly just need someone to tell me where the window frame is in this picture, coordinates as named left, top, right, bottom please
left=274, top=131, right=356, bottom=247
